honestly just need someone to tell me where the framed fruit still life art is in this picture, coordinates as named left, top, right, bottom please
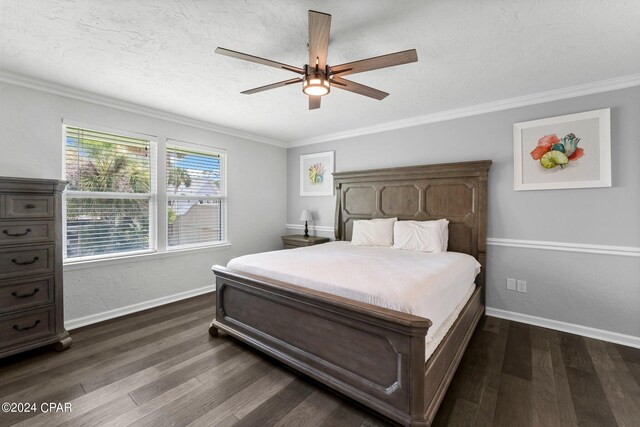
left=300, top=151, right=335, bottom=196
left=513, top=108, right=611, bottom=191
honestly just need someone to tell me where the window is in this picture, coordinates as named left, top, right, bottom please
left=64, top=126, right=156, bottom=261
left=63, top=124, right=227, bottom=263
left=166, top=143, right=226, bottom=248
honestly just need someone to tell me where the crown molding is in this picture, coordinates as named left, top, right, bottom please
left=4, top=69, right=639, bottom=149
left=0, top=69, right=287, bottom=148
left=487, top=238, right=640, bottom=257
left=288, top=73, right=640, bottom=147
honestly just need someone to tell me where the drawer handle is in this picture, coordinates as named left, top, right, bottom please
left=12, top=320, right=41, bottom=331
left=12, top=288, right=40, bottom=299
left=3, top=228, right=32, bottom=237
left=11, top=256, right=39, bottom=265
left=25, top=204, right=37, bottom=209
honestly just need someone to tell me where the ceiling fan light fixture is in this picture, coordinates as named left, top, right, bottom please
left=216, top=10, right=418, bottom=109
left=302, top=76, right=330, bottom=96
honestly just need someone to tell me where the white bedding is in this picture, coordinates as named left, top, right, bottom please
left=226, top=241, right=480, bottom=361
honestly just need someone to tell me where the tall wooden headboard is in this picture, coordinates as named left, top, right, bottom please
left=333, top=160, right=491, bottom=300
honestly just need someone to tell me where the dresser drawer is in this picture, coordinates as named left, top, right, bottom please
left=5, top=195, right=54, bottom=219
left=0, top=307, right=55, bottom=348
left=0, top=277, right=54, bottom=314
left=0, top=245, right=54, bottom=280
left=0, top=221, right=54, bottom=245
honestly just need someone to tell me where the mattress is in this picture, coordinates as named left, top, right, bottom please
left=226, top=241, right=480, bottom=361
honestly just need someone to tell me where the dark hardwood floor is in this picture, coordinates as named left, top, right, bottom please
left=0, top=294, right=638, bottom=426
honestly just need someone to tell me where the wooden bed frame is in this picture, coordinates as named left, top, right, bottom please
left=210, top=160, right=491, bottom=426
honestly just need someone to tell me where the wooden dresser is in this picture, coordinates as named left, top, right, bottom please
left=0, top=177, right=71, bottom=358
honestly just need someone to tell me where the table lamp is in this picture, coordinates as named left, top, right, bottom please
left=299, top=209, right=313, bottom=238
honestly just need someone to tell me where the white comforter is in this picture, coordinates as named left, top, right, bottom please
left=226, top=241, right=481, bottom=360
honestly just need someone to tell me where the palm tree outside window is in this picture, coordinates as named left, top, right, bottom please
left=166, top=142, right=225, bottom=249
left=64, top=126, right=155, bottom=260
left=63, top=126, right=227, bottom=262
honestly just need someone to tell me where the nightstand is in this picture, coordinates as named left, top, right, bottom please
left=281, top=235, right=330, bottom=249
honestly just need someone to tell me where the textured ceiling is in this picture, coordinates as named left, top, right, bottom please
left=1, top=0, right=639, bottom=144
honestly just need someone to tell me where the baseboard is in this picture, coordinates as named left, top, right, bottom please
left=64, top=285, right=216, bottom=330
left=485, top=307, right=640, bottom=349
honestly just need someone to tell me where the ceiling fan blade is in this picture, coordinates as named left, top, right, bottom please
left=216, top=47, right=305, bottom=75
left=308, top=10, right=331, bottom=70
left=309, top=96, right=321, bottom=110
left=241, top=78, right=302, bottom=95
left=330, top=49, right=418, bottom=77
left=330, top=76, right=388, bottom=100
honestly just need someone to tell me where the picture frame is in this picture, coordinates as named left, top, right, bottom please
left=513, top=108, right=611, bottom=191
left=300, top=151, right=335, bottom=196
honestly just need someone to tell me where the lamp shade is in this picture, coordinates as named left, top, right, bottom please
left=299, top=209, right=313, bottom=222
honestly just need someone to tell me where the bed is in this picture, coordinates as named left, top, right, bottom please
left=209, top=160, right=491, bottom=426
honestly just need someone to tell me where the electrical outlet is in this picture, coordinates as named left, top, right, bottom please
left=506, top=278, right=516, bottom=291
left=517, top=280, right=527, bottom=293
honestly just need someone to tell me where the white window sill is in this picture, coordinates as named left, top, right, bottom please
left=63, top=242, right=232, bottom=272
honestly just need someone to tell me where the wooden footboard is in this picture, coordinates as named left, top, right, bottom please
left=209, top=161, right=490, bottom=424
left=424, top=286, right=483, bottom=424
left=211, top=266, right=483, bottom=426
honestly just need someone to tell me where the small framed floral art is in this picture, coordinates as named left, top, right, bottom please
left=300, top=151, right=334, bottom=196
left=513, top=108, right=611, bottom=191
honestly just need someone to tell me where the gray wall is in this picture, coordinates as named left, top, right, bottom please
left=287, top=87, right=640, bottom=338
left=0, top=81, right=287, bottom=324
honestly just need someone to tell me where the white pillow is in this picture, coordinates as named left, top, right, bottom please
left=392, top=220, right=445, bottom=253
left=439, top=219, right=449, bottom=252
left=417, top=218, right=449, bottom=251
left=351, top=217, right=397, bottom=247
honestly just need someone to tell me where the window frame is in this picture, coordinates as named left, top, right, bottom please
left=165, top=139, right=228, bottom=251
left=61, top=122, right=229, bottom=266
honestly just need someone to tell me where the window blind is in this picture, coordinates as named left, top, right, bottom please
left=166, top=144, right=225, bottom=248
left=64, top=126, right=154, bottom=259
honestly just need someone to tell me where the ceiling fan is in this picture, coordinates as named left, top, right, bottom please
left=216, top=10, right=418, bottom=110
